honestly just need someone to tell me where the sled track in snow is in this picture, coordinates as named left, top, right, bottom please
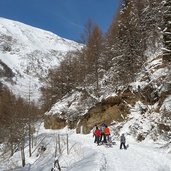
left=86, top=140, right=171, bottom=171
left=130, top=144, right=171, bottom=171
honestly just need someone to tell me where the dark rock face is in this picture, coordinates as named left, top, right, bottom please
left=0, top=34, right=12, bottom=52
left=76, top=95, right=130, bottom=134
left=44, top=114, right=66, bottom=129
left=0, top=60, right=14, bottom=78
left=158, top=123, right=171, bottom=133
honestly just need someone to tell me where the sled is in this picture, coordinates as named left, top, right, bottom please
left=104, top=140, right=116, bottom=148
left=105, top=143, right=113, bottom=148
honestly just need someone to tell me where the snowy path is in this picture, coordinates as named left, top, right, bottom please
left=69, top=134, right=171, bottom=171
left=7, top=132, right=171, bottom=171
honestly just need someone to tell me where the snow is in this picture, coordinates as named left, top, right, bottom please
left=0, top=17, right=82, bottom=102
left=45, top=89, right=97, bottom=118
left=151, top=68, right=168, bottom=80
left=45, top=91, right=83, bottom=117
left=162, top=47, right=171, bottom=52
left=161, top=95, right=171, bottom=112
left=1, top=124, right=171, bottom=171
left=0, top=17, right=79, bottom=53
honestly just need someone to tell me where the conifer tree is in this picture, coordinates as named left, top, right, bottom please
left=163, top=0, right=171, bottom=62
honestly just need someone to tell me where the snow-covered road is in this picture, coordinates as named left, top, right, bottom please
left=5, top=130, right=171, bottom=171
left=69, top=133, right=171, bottom=171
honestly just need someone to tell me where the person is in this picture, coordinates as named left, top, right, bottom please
left=94, top=126, right=101, bottom=145
left=41, top=145, right=46, bottom=151
left=104, top=125, right=110, bottom=143
left=120, top=133, right=127, bottom=149
left=93, top=125, right=97, bottom=143
left=100, top=123, right=106, bottom=143
left=36, top=145, right=46, bottom=157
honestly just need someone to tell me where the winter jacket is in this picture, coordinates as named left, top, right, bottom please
left=120, top=134, right=126, bottom=143
left=94, top=129, right=101, bottom=136
left=100, top=126, right=105, bottom=133
left=104, top=127, right=110, bottom=135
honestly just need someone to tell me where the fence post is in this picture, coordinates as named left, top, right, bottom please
left=54, top=159, right=61, bottom=171
left=66, top=134, right=69, bottom=155
left=58, top=134, right=61, bottom=155
left=55, top=135, right=58, bottom=157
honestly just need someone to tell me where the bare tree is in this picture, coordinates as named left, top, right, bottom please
left=85, top=25, right=103, bottom=96
left=80, top=18, right=96, bottom=43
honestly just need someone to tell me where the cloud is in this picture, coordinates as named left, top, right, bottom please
left=68, top=21, right=84, bottom=29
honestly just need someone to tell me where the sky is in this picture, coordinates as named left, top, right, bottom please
left=0, top=0, right=121, bottom=42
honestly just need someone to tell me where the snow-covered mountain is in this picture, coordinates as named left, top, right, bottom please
left=0, top=17, right=82, bottom=101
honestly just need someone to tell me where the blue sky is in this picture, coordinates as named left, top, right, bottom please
left=0, top=0, right=121, bottom=41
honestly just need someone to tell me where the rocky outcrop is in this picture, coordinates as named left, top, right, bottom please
left=0, top=34, right=12, bottom=52
left=44, top=94, right=130, bottom=131
left=76, top=88, right=137, bottom=134
left=44, top=114, right=66, bottom=129
left=0, top=60, right=14, bottom=78
left=44, top=81, right=169, bottom=135
left=158, top=123, right=171, bottom=133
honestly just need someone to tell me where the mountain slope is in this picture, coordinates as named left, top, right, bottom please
left=0, top=17, right=82, bottom=101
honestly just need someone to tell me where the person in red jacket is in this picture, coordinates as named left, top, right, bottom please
left=94, top=126, right=101, bottom=145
